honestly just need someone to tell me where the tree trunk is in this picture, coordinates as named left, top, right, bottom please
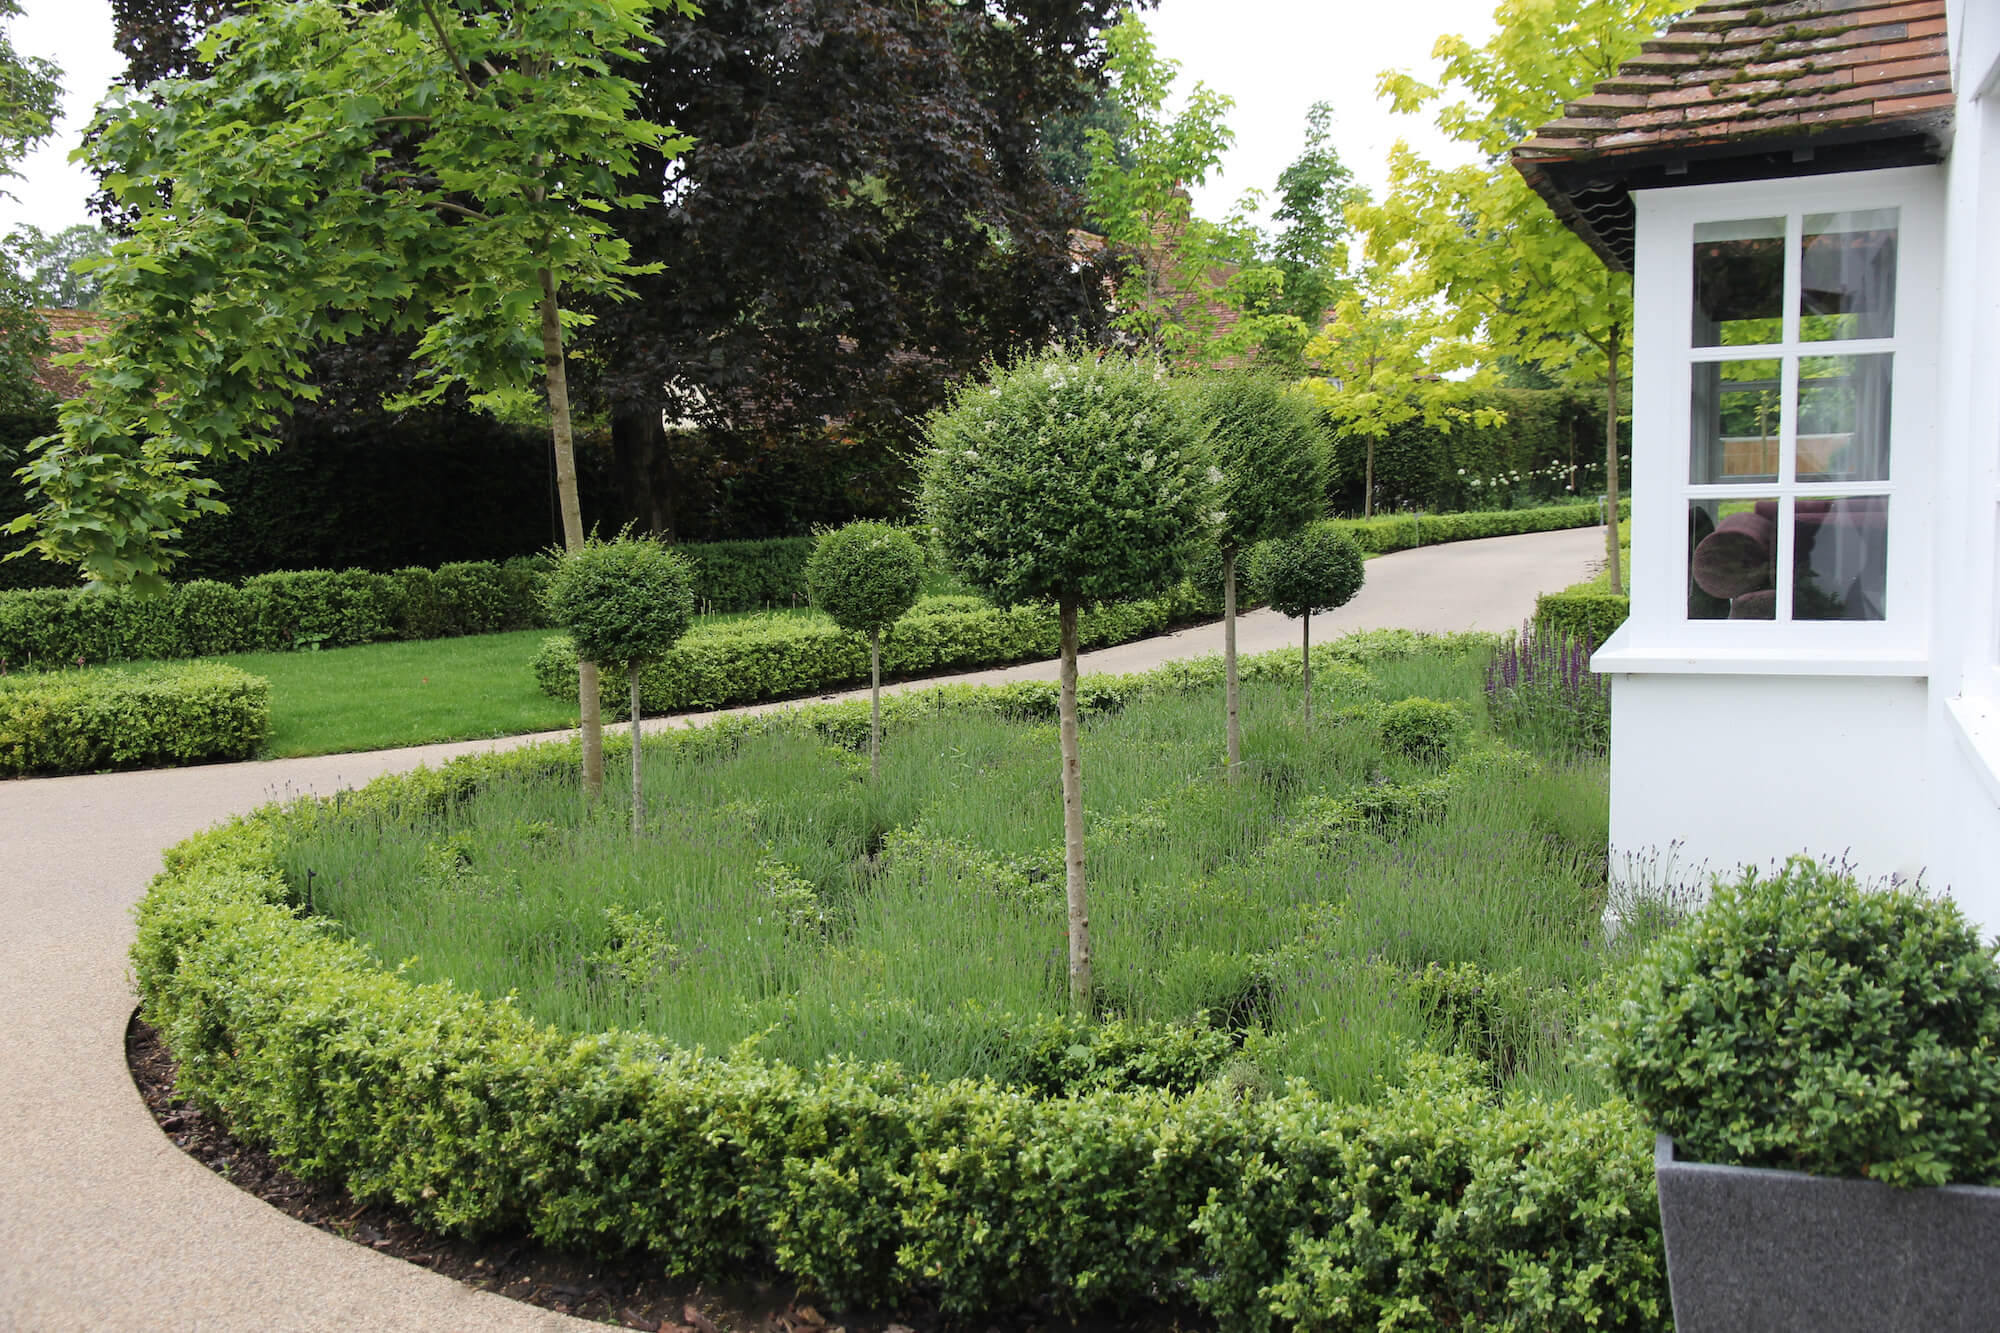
left=1604, top=327, right=1624, bottom=596
left=1363, top=438, right=1376, bottom=519
left=1057, top=599, right=1091, bottom=1015
left=869, top=627, right=882, bottom=783
left=539, top=267, right=604, bottom=801
left=629, top=669, right=643, bottom=837
left=1223, top=548, right=1240, bottom=784
left=1301, top=610, right=1313, bottom=725
left=610, top=405, right=676, bottom=541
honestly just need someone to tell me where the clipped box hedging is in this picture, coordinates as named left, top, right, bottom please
left=1336, top=497, right=1630, bottom=556
left=531, top=591, right=1210, bottom=716
left=134, top=668, right=1666, bottom=1325
left=0, top=662, right=270, bottom=775
left=1534, top=590, right=1630, bottom=646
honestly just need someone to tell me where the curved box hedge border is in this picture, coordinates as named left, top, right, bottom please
left=135, top=642, right=1667, bottom=1327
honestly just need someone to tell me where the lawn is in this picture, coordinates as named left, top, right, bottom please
left=151, top=608, right=818, bottom=758
left=276, top=639, right=1630, bottom=1105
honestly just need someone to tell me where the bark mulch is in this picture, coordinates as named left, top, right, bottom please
left=127, top=1012, right=1202, bottom=1333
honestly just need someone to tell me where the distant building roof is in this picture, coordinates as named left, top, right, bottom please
left=1513, top=0, right=1952, bottom=270
left=30, top=309, right=111, bottom=401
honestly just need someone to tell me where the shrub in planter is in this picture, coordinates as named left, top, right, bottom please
left=805, top=521, right=924, bottom=779
left=1595, top=860, right=2000, bottom=1330
left=1597, top=858, right=2000, bottom=1187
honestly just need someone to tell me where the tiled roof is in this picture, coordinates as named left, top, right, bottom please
left=30, top=309, right=112, bottom=401
left=1513, top=0, right=1953, bottom=269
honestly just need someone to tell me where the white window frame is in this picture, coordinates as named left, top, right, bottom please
left=1607, top=166, right=1944, bottom=676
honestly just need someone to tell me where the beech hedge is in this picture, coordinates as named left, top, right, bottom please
left=531, top=591, right=1213, bottom=717
left=0, top=662, right=269, bottom=775
left=135, top=663, right=1666, bottom=1326
left=0, top=558, right=550, bottom=670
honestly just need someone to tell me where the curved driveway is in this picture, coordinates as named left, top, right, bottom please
left=0, top=525, right=1603, bottom=1331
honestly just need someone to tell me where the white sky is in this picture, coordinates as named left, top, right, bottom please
left=0, top=0, right=1501, bottom=236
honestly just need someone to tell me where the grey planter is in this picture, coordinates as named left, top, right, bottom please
left=1655, top=1133, right=2000, bottom=1332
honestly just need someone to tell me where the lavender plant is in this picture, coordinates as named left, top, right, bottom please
left=1484, top=619, right=1608, bottom=758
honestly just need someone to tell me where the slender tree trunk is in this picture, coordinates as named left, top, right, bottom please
left=539, top=266, right=604, bottom=800
left=1224, top=549, right=1240, bottom=784
left=611, top=405, right=676, bottom=540
left=1363, top=439, right=1376, bottom=519
left=1604, top=328, right=1624, bottom=596
left=869, top=627, right=882, bottom=783
left=629, top=670, right=643, bottom=837
left=1057, top=599, right=1091, bottom=1014
left=1301, top=610, right=1313, bottom=725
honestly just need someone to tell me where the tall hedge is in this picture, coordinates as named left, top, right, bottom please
left=1325, top=387, right=1625, bottom=516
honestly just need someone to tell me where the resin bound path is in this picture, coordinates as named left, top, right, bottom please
left=0, top=525, right=1603, bottom=1332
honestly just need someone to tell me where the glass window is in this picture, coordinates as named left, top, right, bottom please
left=1694, top=217, right=1785, bottom=347
left=1686, top=207, right=1898, bottom=627
left=1801, top=209, right=1898, bottom=341
left=1690, top=498, right=1781, bottom=619
left=1793, top=497, right=1888, bottom=620
left=1796, top=354, right=1892, bottom=483
left=1691, top=358, right=1782, bottom=484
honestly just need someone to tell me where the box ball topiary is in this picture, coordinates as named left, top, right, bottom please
left=1595, top=858, right=2000, bottom=1188
left=1248, top=520, right=1365, bottom=619
left=543, top=535, right=696, bottom=670
left=1376, top=696, right=1464, bottom=765
left=805, top=521, right=924, bottom=635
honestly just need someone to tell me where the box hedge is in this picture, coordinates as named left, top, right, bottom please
left=1534, top=590, right=1630, bottom=647
left=0, top=661, right=270, bottom=775
left=134, top=669, right=1666, bottom=1326
left=531, top=591, right=1213, bottom=716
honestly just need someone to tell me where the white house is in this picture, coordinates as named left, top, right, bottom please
left=1513, top=0, right=2000, bottom=929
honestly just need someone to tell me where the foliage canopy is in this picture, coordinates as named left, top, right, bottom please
left=12, top=0, right=694, bottom=590
left=544, top=535, right=695, bottom=671
left=805, top=521, right=924, bottom=639
left=1187, top=371, right=1324, bottom=557
left=1249, top=521, right=1365, bottom=621
left=918, top=345, right=1206, bottom=611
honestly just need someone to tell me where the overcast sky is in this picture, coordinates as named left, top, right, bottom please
left=0, top=0, right=1501, bottom=237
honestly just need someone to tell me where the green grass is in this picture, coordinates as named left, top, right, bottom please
left=277, top=643, right=1646, bottom=1105
left=123, top=607, right=820, bottom=758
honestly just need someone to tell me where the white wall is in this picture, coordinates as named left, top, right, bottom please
left=1927, top=5, right=2000, bottom=938
left=1609, top=673, right=1931, bottom=897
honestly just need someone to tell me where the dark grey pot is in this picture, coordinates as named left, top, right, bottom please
left=1655, top=1133, right=2000, bottom=1332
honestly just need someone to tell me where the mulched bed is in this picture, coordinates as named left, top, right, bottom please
left=126, top=1011, right=1203, bottom=1333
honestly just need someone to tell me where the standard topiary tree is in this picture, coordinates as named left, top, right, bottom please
left=805, top=520, right=925, bottom=780
left=1247, top=519, right=1365, bottom=723
left=920, top=345, right=1206, bottom=1013
left=1188, top=372, right=1326, bottom=781
left=543, top=534, right=695, bottom=833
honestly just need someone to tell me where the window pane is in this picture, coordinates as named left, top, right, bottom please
left=1691, top=358, right=1782, bottom=484
left=1801, top=209, right=1898, bottom=341
left=1797, top=353, right=1892, bottom=483
left=1690, top=498, right=1781, bottom=620
left=1694, top=217, right=1785, bottom=347
left=1794, top=496, right=1888, bottom=620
